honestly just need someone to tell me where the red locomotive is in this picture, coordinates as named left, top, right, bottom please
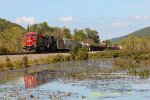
left=23, top=32, right=57, bottom=52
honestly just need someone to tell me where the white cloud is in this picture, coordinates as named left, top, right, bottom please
left=133, top=15, right=150, bottom=20
left=112, top=22, right=128, bottom=27
left=16, top=17, right=36, bottom=25
left=59, top=16, right=75, bottom=23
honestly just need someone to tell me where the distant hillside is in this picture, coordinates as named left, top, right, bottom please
left=0, top=18, right=25, bottom=32
left=0, top=18, right=26, bottom=53
left=110, top=26, right=150, bottom=42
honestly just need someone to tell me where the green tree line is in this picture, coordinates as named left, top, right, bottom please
left=28, top=22, right=100, bottom=44
left=120, top=35, right=150, bottom=52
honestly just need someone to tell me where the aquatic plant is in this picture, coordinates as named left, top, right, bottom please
left=128, top=69, right=150, bottom=79
left=113, top=59, right=140, bottom=70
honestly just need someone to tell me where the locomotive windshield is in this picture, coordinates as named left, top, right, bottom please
left=25, top=34, right=37, bottom=37
left=25, top=34, right=30, bottom=37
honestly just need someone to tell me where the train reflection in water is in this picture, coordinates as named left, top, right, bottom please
left=24, top=70, right=57, bottom=89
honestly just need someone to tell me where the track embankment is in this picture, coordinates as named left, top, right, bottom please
left=0, top=53, right=70, bottom=63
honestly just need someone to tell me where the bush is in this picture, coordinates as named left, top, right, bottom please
left=75, top=50, right=88, bottom=60
left=0, top=46, right=10, bottom=53
left=12, top=60, right=23, bottom=69
left=5, top=57, right=13, bottom=70
left=52, top=55, right=64, bottom=63
left=89, top=50, right=120, bottom=59
left=112, top=51, right=119, bottom=58
left=70, top=46, right=89, bottom=60
left=22, top=56, right=29, bottom=68
left=0, top=63, right=6, bottom=71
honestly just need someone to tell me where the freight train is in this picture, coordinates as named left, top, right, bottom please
left=23, top=32, right=120, bottom=53
left=23, top=32, right=90, bottom=52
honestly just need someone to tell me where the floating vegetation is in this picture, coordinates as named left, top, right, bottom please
left=113, top=59, right=140, bottom=70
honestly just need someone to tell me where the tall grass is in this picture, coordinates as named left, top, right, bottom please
left=0, top=54, right=71, bottom=71
left=89, top=50, right=119, bottom=59
left=113, top=59, right=140, bottom=70
left=129, top=69, right=150, bottom=79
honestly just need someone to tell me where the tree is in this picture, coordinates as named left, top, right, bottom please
left=52, top=27, right=63, bottom=38
left=103, top=40, right=112, bottom=47
left=85, top=28, right=100, bottom=43
left=29, top=24, right=38, bottom=32
left=73, top=29, right=87, bottom=41
left=62, top=27, right=72, bottom=39
left=120, top=35, right=150, bottom=52
left=38, top=22, right=49, bottom=33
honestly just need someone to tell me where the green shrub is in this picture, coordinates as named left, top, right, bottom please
left=89, top=50, right=119, bottom=59
left=12, top=60, right=23, bottom=69
left=75, top=50, right=88, bottom=60
left=0, top=63, right=6, bottom=71
left=63, top=55, right=71, bottom=61
left=70, top=46, right=81, bottom=60
left=5, top=57, right=13, bottom=70
left=52, top=55, right=63, bottom=63
left=22, top=56, right=29, bottom=68
left=0, top=46, right=10, bottom=53
left=112, top=51, right=120, bottom=58
left=70, top=46, right=89, bottom=60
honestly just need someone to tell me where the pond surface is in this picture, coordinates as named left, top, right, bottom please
left=0, top=59, right=150, bottom=100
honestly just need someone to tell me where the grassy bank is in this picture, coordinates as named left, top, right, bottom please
left=0, top=55, right=71, bottom=71
left=89, top=50, right=150, bottom=60
left=0, top=47, right=89, bottom=71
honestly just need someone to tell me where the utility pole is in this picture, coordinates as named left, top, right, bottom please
left=27, top=24, right=30, bottom=32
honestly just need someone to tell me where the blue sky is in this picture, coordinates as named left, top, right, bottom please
left=0, top=0, right=150, bottom=40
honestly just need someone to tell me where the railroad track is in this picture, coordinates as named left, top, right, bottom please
left=0, top=51, right=68, bottom=55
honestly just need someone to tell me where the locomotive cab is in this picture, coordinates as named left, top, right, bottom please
left=23, top=32, right=37, bottom=52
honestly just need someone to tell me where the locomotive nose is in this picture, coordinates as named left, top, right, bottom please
left=26, top=38, right=33, bottom=46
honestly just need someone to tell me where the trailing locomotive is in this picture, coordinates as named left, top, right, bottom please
left=23, top=32, right=83, bottom=52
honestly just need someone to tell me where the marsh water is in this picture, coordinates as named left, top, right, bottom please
left=0, top=59, right=150, bottom=100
